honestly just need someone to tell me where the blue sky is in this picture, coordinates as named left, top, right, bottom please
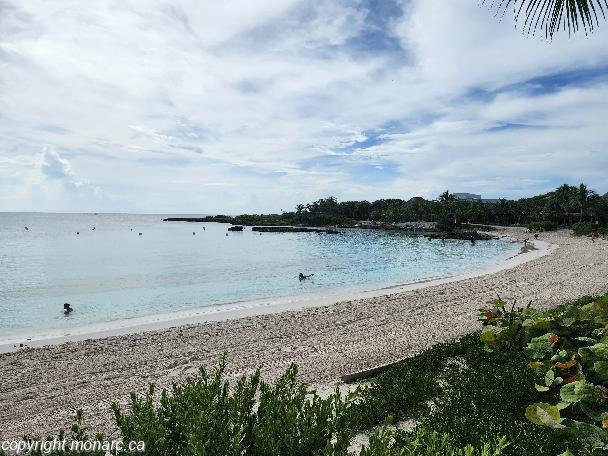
left=1, top=0, right=607, bottom=213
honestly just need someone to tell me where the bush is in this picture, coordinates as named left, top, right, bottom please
left=528, top=221, right=558, bottom=232
left=477, top=295, right=608, bottom=454
left=569, top=221, right=608, bottom=238
left=112, top=357, right=357, bottom=455
left=351, top=325, right=572, bottom=455
left=361, top=427, right=508, bottom=456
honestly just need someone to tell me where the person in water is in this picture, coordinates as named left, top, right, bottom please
left=299, top=272, right=314, bottom=281
left=63, top=302, right=73, bottom=315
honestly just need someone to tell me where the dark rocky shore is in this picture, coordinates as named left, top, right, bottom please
left=252, top=226, right=340, bottom=234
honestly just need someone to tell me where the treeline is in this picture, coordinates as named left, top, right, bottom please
left=203, top=184, right=608, bottom=228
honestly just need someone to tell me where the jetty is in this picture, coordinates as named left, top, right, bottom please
left=251, top=226, right=340, bottom=234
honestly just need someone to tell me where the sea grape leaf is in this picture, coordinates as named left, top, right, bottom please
left=525, top=403, right=565, bottom=429
left=563, top=419, right=608, bottom=451
left=556, top=402, right=571, bottom=410
left=590, top=343, right=608, bottom=359
left=561, top=317, right=576, bottom=327
left=579, top=347, right=598, bottom=364
left=545, top=369, right=555, bottom=387
left=594, top=361, right=608, bottom=381
left=560, top=380, right=598, bottom=404
left=527, top=334, right=554, bottom=360
left=576, top=337, right=597, bottom=344
left=556, top=360, right=578, bottom=370
left=580, top=401, right=603, bottom=421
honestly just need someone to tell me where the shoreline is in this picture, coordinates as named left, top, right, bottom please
left=0, top=237, right=548, bottom=353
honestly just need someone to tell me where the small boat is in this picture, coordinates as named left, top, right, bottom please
left=228, top=225, right=244, bottom=232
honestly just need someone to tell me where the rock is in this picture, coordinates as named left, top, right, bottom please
left=251, top=226, right=340, bottom=234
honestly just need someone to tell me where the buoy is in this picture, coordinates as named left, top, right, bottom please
left=76, top=231, right=79, bottom=235
left=193, top=232, right=196, bottom=235
left=139, top=232, right=142, bottom=236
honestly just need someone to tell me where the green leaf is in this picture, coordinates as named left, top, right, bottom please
left=576, top=337, right=597, bottom=344
left=556, top=402, right=571, bottom=410
left=492, top=299, right=506, bottom=308
left=594, top=361, right=608, bottom=381
left=579, top=347, right=597, bottom=363
left=560, top=380, right=598, bottom=404
left=590, top=343, right=608, bottom=359
left=557, top=450, right=574, bottom=456
left=480, top=330, right=497, bottom=344
left=525, top=403, right=565, bottom=429
left=527, top=334, right=554, bottom=360
left=535, top=384, right=549, bottom=392
left=561, top=317, right=576, bottom=327
left=544, top=369, right=555, bottom=387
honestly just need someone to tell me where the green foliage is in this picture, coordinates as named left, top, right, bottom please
left=528, top=221, right=558, bottom=232
left=420, top=345, right=565, bottom=456
left=349, top=331, right=565, bottom=456
left=203, top=184, right=608, bottom=229
left=572, top=222, right=596, bottom=236
left=571, top=221, right=608, bottom=238
left=111, top=357, right=357, bottom=455
left=478, top=295, right=608, bottom=454
left=361, top=427, right=508, bottom=456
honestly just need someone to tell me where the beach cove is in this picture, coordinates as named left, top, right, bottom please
left=1, top=228, right=607, bottom=439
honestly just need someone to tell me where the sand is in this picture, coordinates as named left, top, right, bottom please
left=0, top=229, right=606, bottom=439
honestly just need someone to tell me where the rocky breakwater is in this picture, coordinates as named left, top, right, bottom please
left=251, top=226, right=340, bottom=234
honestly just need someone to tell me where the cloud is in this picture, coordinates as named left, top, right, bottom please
left=41, top=146, right=82, bottom=187
left=0, top=0, right=607, bottom=212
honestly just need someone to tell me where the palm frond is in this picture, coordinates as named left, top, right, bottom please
left=482, top=0, right=608, bottom=39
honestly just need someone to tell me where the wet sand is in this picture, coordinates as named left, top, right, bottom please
left=0, top=229, right=606, bottom=439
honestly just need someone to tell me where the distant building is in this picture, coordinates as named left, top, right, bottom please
left=407, top=196, right=425, bottom=204
left=453, top=193, right=481, bottom=201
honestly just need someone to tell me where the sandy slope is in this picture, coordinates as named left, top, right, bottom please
left=1, top=229, right=606, bottom=439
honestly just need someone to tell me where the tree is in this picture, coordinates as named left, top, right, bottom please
left=483, top=0, right=608, bottom=39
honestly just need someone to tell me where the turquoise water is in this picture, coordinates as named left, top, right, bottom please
left=0, top=213, right=519, bottom=335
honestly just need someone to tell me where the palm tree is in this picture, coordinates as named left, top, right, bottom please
left=578, top=183, right=589, bottom=221
left=483, top=0, right=608, bottom=39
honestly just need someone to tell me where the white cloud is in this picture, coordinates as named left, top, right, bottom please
left=0, top=0, right=607, bottom=212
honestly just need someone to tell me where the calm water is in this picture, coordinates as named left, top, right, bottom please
left=0, top=213, right=519, bottom=336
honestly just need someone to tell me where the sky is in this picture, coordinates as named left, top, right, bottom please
left=1, top=0, right=607, bottom=214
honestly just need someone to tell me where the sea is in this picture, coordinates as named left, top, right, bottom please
left=0, top=213, right=520, bottom=338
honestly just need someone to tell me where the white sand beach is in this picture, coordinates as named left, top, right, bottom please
left=0, top=229, right=606, bottom=439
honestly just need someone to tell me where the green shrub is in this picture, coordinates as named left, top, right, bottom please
left=351, top=320, right=574, bottom=455
left=478, top=295, right=608, bottom=454
left=112, top=357, right=357, bottom=455
left=350, top=333, right=479, bottom=429
left=420, top=347, right=566, bottom=456
left=361, top=426, right=508, bottom=456
left=571, top=222, right=595, bottom=236
left=570, top=222, right=608, bottom=238
left=528, top=221, right=558, bottom=232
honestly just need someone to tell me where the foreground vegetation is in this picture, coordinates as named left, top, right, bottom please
left=196, top=184, right=608, bottom=230
left=5, top=294, right=608, bottom=455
